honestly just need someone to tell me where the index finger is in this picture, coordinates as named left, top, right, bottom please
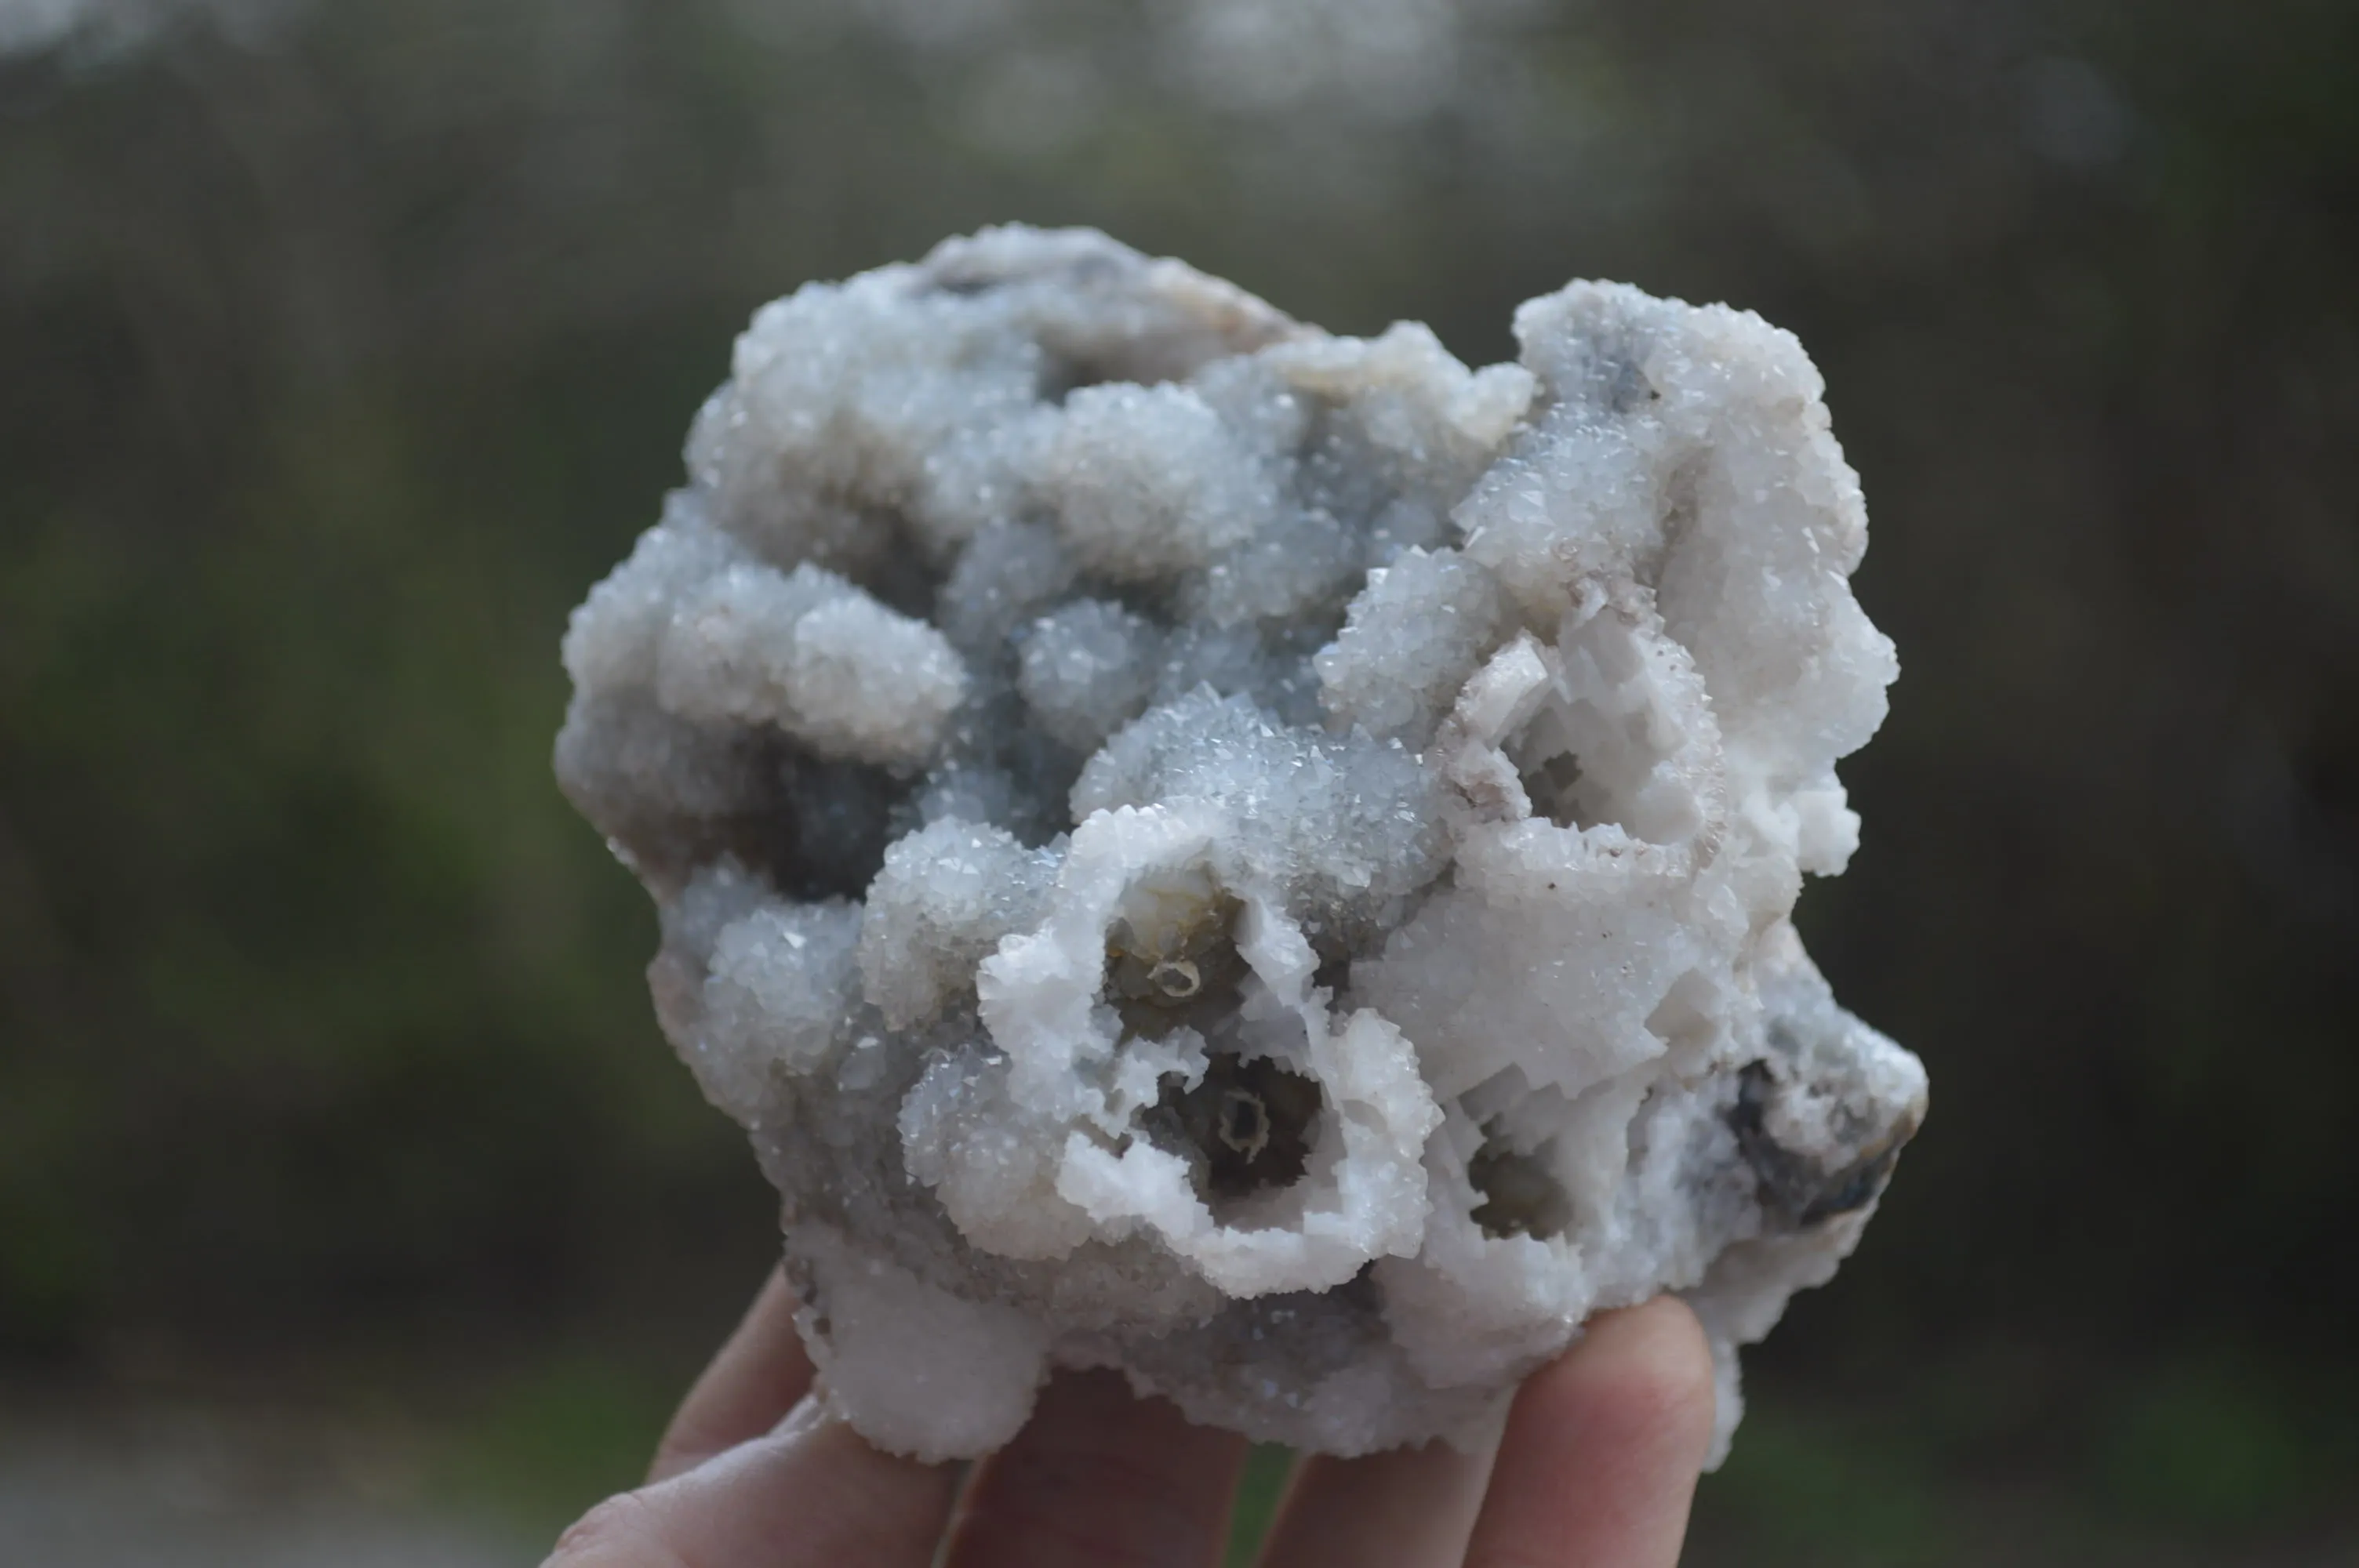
left=550, top=1395, right=957, bottom=1568
left=649, top=1265, right=816, bottom=1483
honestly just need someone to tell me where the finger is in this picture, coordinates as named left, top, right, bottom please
left=549, top=1393, right=957, bottom=1568
left=649, top=1265, right=816, bottom=1483
left=1462, top=1296, right=1716, bottom=1568
left=943, top=1368, right=1248, bottom=1568
left=1255, top=1435, right=1495, bottom=1568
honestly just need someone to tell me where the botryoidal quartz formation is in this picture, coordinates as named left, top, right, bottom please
left=555, top=227, right=1927, bottom=1465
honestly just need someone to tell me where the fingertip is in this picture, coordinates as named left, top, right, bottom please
left=943, top=1370, right=1246, bottom=1568
left=1463, top=1296, right=1717, bottom=1568
left=1536, top=1294, right=1717, bottom=1461
left=1255, top=1436, right=1494, bottom=1568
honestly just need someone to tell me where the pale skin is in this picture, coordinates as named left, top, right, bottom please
left=545, top=1269, right=1717, bottom=1568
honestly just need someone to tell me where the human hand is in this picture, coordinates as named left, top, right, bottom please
left=544, top=1268, right=1716, bottom=1567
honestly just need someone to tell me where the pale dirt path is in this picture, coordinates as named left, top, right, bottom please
left=0, top=1400, right=535, bottom=1568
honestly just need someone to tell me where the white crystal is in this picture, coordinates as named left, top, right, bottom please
left=555, top=225, right=1928, bottom=1465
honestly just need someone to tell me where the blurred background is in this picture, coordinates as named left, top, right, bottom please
left=2, top=0, right=2354, bottom=1562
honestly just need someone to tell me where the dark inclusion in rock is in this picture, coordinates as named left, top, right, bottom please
left=1144, top=1053, right=1325, bottom=1206
left=1470, top=1135, right=1576, bottom=1240
left=1732, top=1061, right=1915, bottom=1228
left=553, top=225, right=1928, bottom=1466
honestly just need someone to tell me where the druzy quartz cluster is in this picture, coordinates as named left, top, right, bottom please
left=554, top=227, right=1927, bottom=1465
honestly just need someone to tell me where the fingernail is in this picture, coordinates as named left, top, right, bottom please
left=771, top=1391, right=835, bottom=1443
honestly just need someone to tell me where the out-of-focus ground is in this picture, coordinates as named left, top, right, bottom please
left=0, top=1399, right=522, bottom=1567
left=3, top=0, right=2356, bottom=1561
left=4, top=1370, right=2355, bottom=1567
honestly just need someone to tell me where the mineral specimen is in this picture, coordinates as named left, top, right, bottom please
left=554, top=226, right=1927, bottom=1465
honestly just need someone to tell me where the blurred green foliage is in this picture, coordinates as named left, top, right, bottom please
left=2094, top=1354, right=2358, bottom=1531
left=438, top=1352, right=680, bottom=1537
left=1223, top=1445, right=1292, bottom=1568
left=1, top=0, right=2356, bottom=1553
left=1699, top=1405, right=1946, bottom=1567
